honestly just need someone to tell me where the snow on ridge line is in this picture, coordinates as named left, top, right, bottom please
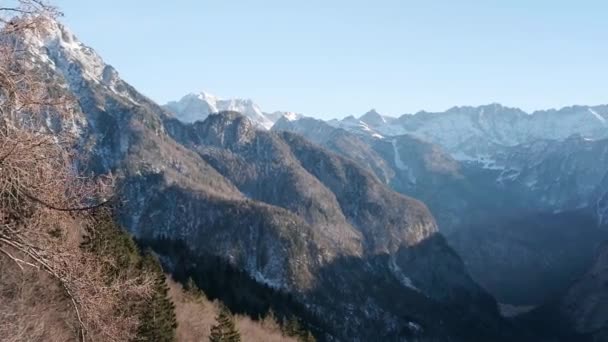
left=29, top=19, right=106, bottom=83
left=167, top=91, right=276, bottom=130
left=388, top=255, right=421, bottom=293
left=283, top=112, right=300, bottom=121
left=22, top=18, right=142, bottom=107
left=589, top=108, right=607, bottom=124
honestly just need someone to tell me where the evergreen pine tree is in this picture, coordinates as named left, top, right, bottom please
left=283, top=316, right=316, bottom=342
left=185, top=277, right=198, bottom=293
left=284, top=315, right=302, bottom=337
left=261, top=309, right=281, bottom=331
left=301, top=330, right=316, bottom=342
left=82, top=211, right=179, bottom=341
left=135, top=252, right=178, bottom=342
left=209, top=305, right=241, bottom=342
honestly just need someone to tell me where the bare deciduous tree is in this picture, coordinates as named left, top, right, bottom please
left=0, top=2, right=152, bottom=341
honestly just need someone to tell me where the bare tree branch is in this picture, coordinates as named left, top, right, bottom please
left=0, top=3, right=152, bottom=342
left=22, top=191, right=115, bottom=212
left=0, top=235, right=86, bottom=341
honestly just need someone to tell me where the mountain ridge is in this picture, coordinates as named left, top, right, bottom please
left=165, top=89, right=608, bottom=167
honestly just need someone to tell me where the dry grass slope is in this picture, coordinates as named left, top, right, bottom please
left=168, top=278, right=299, bottom=342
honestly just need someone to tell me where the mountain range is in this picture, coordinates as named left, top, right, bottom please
left=16, top=17, right=608, bottom=341
left=165, top=91, right=608, bottom=162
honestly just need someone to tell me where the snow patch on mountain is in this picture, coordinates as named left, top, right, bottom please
left=282, top=112, right=301, bottom=121
left=452, top=152, right=504, bottom=170
left=588, top=108, right=607, bottom=124
left=391, top=139, right=417, bottom=184
left=360, top=109, right=390, bottom=126
left=597, top=190, right=608, bottom=227
left=391, top=139, right=408, bottom=171
left=388, top=255, right=420, bottom=292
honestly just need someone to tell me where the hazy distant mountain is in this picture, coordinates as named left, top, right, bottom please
left=325, top=104, right=608, bottom=161
left=168, top=93, right=608, bottom=167
left=274, top=116, right=608, bottom=306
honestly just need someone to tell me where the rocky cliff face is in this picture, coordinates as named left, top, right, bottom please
left=16, top=18, right=522, bottom=341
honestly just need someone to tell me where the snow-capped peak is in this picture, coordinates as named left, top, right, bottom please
left=164, top=91, right=276, bottom=129
left=22, top=18, right=106, bottom=82
left=283, top=112, right=302, bottom=121
left=263, top=111, right=304, bottom=124
left=360, top=109, right=389, bottom=126
left=197, top=90, right=220, bottom=103
left=18, top=17, right=138, bottom=105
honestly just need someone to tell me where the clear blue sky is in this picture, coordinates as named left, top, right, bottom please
left=54, top=0, right=607, bottom=119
